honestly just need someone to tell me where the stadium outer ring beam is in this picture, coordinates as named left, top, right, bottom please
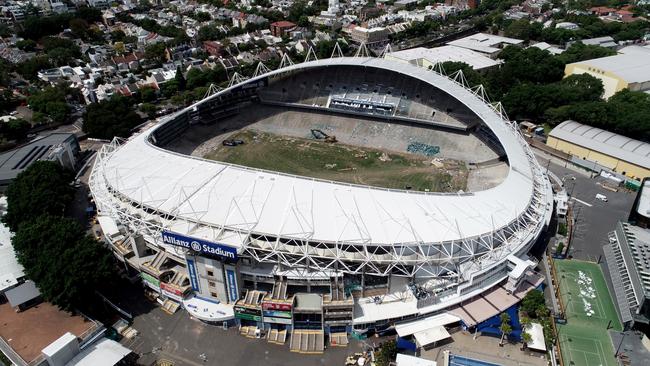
left=89, top=56, right=554, bottom=282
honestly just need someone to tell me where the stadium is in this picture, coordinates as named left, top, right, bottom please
left=89, top=55, right=554, bottom=351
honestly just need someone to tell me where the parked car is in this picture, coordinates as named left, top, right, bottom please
left=595, top=193, right=608, bottom=202
left=222, top=139, right=244, bottom=147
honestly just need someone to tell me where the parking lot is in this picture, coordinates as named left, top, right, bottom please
left=537, top=152, right=636, bottom=262
left=121, top=304, right=359, bottom=366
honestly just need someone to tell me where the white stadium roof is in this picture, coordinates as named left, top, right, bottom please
left=96, top=57, right=541, bottom=247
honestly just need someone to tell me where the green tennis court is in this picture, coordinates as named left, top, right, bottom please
left=555, top=260, right=622, bottom=366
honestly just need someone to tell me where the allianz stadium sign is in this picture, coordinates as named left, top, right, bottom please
left=161, top=231, right=238, bottom=260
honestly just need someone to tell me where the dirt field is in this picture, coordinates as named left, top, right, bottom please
left=204, top=130, right=468, bottom=192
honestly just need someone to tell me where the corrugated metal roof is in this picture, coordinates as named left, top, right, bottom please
left=568, top=46, right=650, bottom=84
left=549, top=120, right=650, bottom=168
left=388, top=45, right=502, bottom=70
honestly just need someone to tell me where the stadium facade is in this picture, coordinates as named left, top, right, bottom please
left=89, top=56, right=553, bottom=346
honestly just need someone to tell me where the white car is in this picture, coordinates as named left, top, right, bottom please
left=596, top=193, right=608, bottom=202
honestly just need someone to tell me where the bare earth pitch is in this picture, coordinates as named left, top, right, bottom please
left=204, top=129, right=468, bottom=192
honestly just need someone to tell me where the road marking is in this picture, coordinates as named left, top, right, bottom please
left=571, top=197, right=593, bottom=207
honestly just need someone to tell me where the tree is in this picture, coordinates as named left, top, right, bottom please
left=2, top=118, right=30, bottom=141
left=186, top=68, right=207, bottom=90
left=520, top=315, right=532, bottom=348
left=82, top=96, right=142, bottom=139
left=505, top=19, right=542, bottom=41
left=499, top=313, right=512, bottom=346
left=110, top=30, right=127, bottom=42
left=139, top=86, right=157, bottom=103
left=175, top=66, right=186, bottom=91
left=2, top=161, right=74, bottom=232
left=12, top=215, right=115, bottom=311
left=17, top=56, right=52, bottom=80
left=521, top=331, right=532, bottom=350
left=69, top=18, right=90, bottom=39
left=521, top=290, right=546, bottom=318
left=557, top=42, right=616, bottom=64
left=298, top=15, right=310, bottom=27
left=27, top=85, right=70, bottom=123
left=42, top=37, right=81, bottom=67
left=145, top=43, right=167, bottom=64
left=193, top=11, right=211, bottom=22
left=375, top=340, right=397, bottom=366
left=139, top=103, right=158, bottom=118
left=161, top=80, right=179, bottom=98
left=288, top=1, right=318, bottom=22
left=15, top=39, right=37, bottom=51
left=197, top=24, right=225, bottom=42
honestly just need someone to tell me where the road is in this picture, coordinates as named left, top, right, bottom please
left=536, top=151, right=636, bottom=262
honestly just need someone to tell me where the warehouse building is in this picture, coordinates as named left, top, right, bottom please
left=547, top=120, right=650, bottom=180
left=0, top=133, right=80, bottom=190
left=564, top=45, right=650, bottom=99
left=386, top=45, right=502, bottom=71
left=446, top=33, right=523, bottom=58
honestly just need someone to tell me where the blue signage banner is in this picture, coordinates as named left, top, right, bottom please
left=263, top=310, right=291, bottom=319
left=186, top=258, right=200, bottom=292
left=226, top=268, right=239, bottom=303
left=162, top=230, right=238, bottom=260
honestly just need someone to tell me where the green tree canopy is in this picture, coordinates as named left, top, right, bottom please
left=1, top=118, right=30, bottom=141
left=27, top=85, right=71, bottom=123
left=82, top=96, right=142, bottom=139
left=375, top=340, right=397, bottom=366
left=17, top=56, right=52, bottom=80
left=139, top=86, right=157, bottom=103
left=557, top=42, right=616, bottom=64
left=521, top=290, right=546, bottom=318
left=12, top=215, right=114, bottom=311
left=175, top=66, right=186, bottom=91
left=145, top=43, right=167, bottom=64
left=504, top=19, right=542, bottom=41
left=3, top=161, right=74, bottom=232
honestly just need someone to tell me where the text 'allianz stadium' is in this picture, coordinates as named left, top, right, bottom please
left=89, top=56, right=553, bottom=336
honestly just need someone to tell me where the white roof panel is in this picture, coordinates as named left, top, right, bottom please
left=569, top=46, right=650, bottom=84
left=389, top=45, right=502, bottom=70
left=396, top=354, right=437, bottom=366
left=527, top=323, right=547, bottom=352
left=447, top=33, right=523, bottom=54
left=413, top=325, right=451, bottom=347
left=99, top=57, right=540, bottom=245
left=67, top=338, right=131, bottom=366
left=549, top=120, right=650, bottom=169
left=396, top=313, right=460, bottom=337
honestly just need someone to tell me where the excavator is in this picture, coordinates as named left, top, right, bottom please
left=310, top=129, right=337, bottom=143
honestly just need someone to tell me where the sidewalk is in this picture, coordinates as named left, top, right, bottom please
left=420, top=331, right=547, bottom=366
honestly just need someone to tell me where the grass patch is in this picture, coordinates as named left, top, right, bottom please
left=204, top=130, right=468, bottom=192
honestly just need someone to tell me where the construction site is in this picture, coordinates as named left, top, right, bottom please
left=166, top=104, right=506, bottom=193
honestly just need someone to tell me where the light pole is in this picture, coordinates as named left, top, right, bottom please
left=614, top=332, right=626, bottom=358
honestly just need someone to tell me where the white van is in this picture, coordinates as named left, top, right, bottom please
left=596, top=193, right=608, bottom=202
